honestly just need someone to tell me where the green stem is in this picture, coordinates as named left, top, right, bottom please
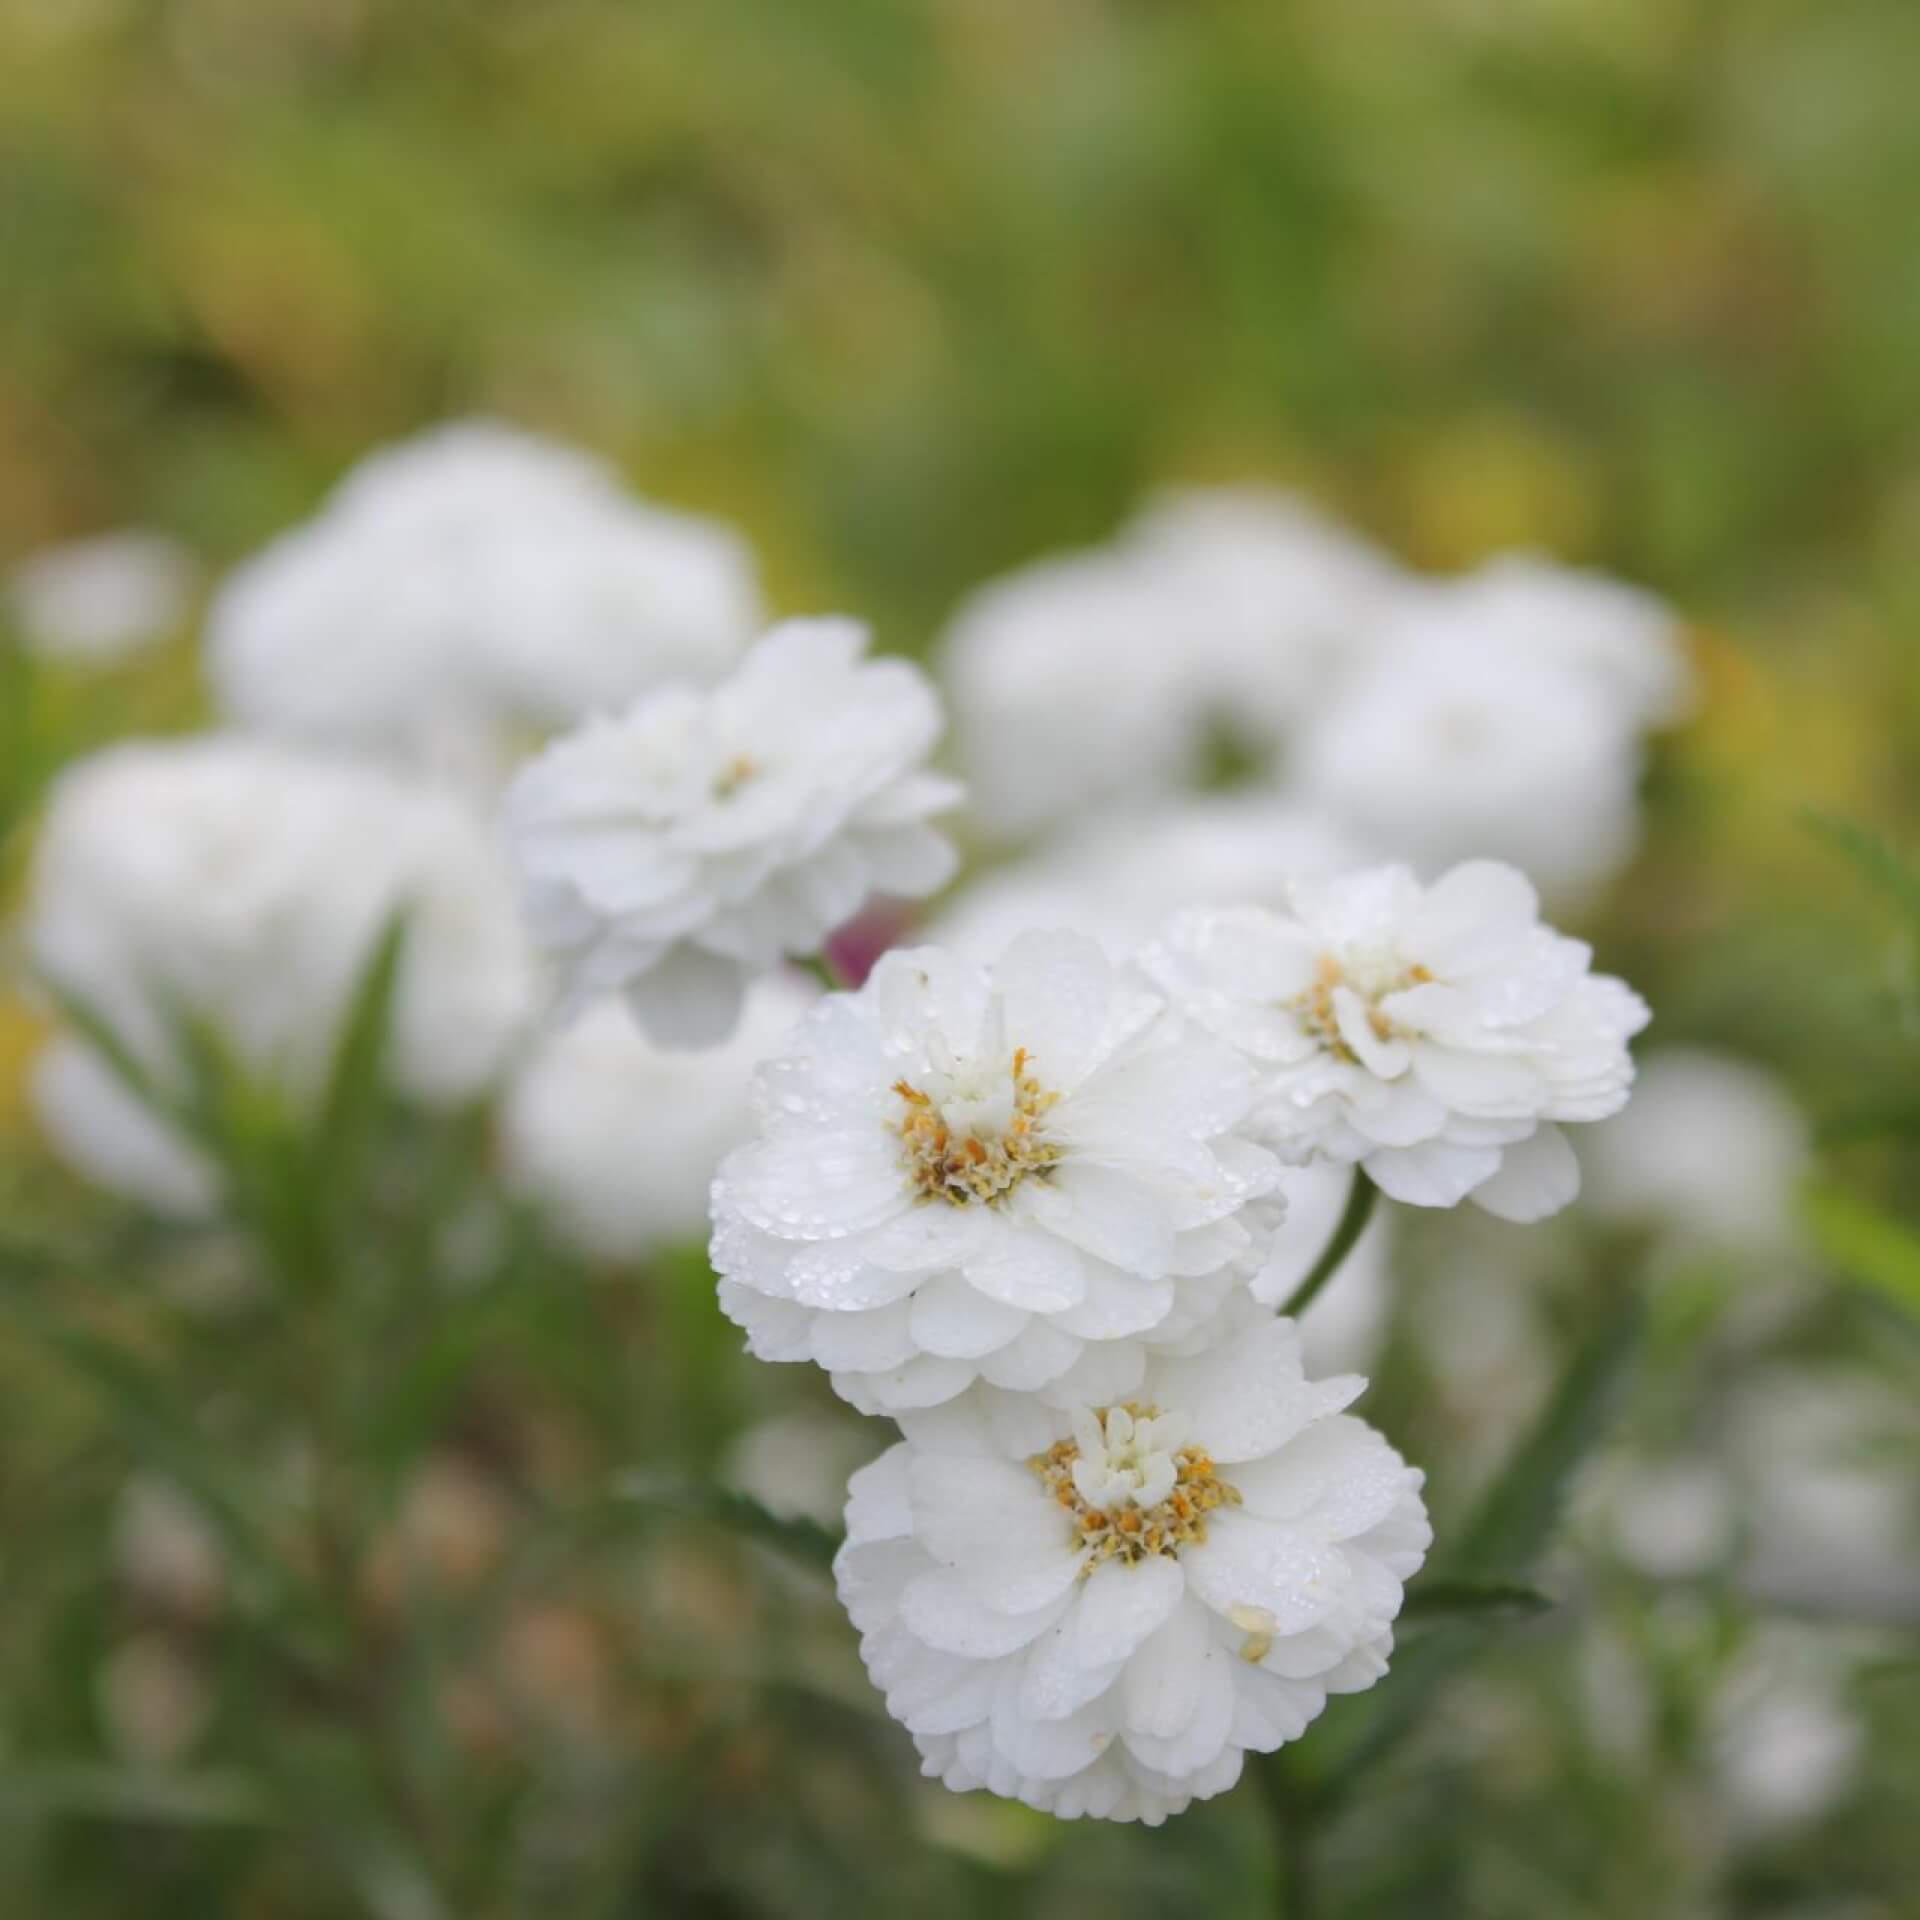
left=1276, top=1168, right=1378, bottom=1322
left=1257, top=1753, right=1315, bottom=1919
left=798, top=951, right=844, bottom=992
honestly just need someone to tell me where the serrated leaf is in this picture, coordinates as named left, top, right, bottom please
left=614, top=1472, right=842, bottom=1574
left=1450, top=1291, right=1645, bottom=1582
left=1804, top=1182, right=1920, bottom=1315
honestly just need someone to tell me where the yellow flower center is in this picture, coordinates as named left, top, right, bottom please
left=1031, top=1405, right=1240, bottom=1570
left=893, top=1047, right=1063, bottom=1207
left=1291, top=953, right=1433, bottom=1063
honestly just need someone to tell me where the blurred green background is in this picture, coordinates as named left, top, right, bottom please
left=2, top=1, right=1919, bottom=1915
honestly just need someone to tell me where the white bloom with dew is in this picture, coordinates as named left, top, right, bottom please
left=7, top=531, right=194, bottom=664
left=506, top=618, right=961, bottom=1048
left=27, top=738, right=536, bottom=1189
left=502, top=974, right=816, bottom=1260
left=940, top=491, right=1401, bottom=840
left=207, top=420, right=761, bottom=785
left=1579, top=1049, right=1809, bottom=1253
left=1140, top=861, right=1649, bottom=1220
left=933, top=794, right=1371, bottom=966
left=1293, top=622, right=1644, bottom=905
left=710, top=930, right=1283, bottom=1415
left=835, top=1317, right=1430, bottom=1824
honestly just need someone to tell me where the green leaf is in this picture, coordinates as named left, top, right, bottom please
left=614, top=1472, right=842, bottom=1575
left=1804, top=1182, right=1920, bottom=1316
left=0, top=1764, right=273, bottom=1826
left=309, top=909, right=410, bottom=1220
left=1805, top=811, right=1920, bottom=926
left=1397, top=1579, right=1554, bottom=1623
left=33, top=968, right=174, bottom=1123
left=1450, top=1291, right=1645, bottom=1582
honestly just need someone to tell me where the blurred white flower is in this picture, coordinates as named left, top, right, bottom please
left=1712, top=1632, right=1864, bottom=1829
left=940, top=491, right=1400, bottom=840
left=7, top=531, right=194, bottom=664
left=1428, top=554, right=1694, bottom=730
left=711, top=930, right=1281, bottom=1415
left=726, top=1410, right=883, bottom=1532
left=506, top=619, right=961, bottom=1047
left=207, top=419, right=761, bottom=784
left=1591, top=1453, right=1738, bottom=1580
left=503, top=974, right=815, bottom=1259
left=836, top=1319, right=1429, bottom=1824
left=1141, top=861, right=1648, bottom=1219
left=1579, top=1050, right=1809, bottom=1252
left=1293, top=621, right=1644, bottom=904
left=33, top=1038, right=219, bottom=1219
left=933, top=795, right=1370, bottom=964
left=27, top=737, right=535, bottom=1207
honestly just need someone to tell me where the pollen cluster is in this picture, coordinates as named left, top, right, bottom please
left=1292, top=952, right=1433, bottom=1062
left=1032, top=1409, right=1241, bottom=1568
left=893, top=1048, right=1063, bottom=1207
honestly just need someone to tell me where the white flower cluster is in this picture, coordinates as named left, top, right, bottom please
left=942, top=491, right=1690, bottom=905
left=206, top=420, right=762, bottom=787
left=27, top=736, right=536, bottom=1214
left=505, top=618, right=960, bottom=1046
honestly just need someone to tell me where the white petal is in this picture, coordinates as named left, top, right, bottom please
left=908, top=1274, right=1030, bottom=1359
left=624, top=945, right=747, bottom=1048
left=1182, top=1511, right=1342, bottom=1635
left=1470, top=1123, right=1581, bottom=1222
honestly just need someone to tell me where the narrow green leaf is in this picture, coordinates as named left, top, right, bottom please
left=1397, top=1579, right=1554, bottom=1623
left=310, top=909, right=410, bottom=1215
left=1804, top=1182, right=1920, bottom=1315
left=1451, top=1291, right=1645, bottom=1581
left=614, top=1472, right=842, bottom=1574
left=1805, top=811, right=1920, bottom=925
left=33, top=969, right=173, bottom=1122
left=0, top=1764, right=273, bottom=1826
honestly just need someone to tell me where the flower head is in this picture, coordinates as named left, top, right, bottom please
left=7, top=531, right=194, bottom=665
left=27, top=737, right=535, bottom=1206
left=1141, top=860, right=1648, bottom=1220
left=836, top=1318, right=1430, bottom=1824
left=207, top=420, right=760, bottom=785
left=506, top=618, right=961, bottom=1047
left=711, top=930, right=1281, bottom=1413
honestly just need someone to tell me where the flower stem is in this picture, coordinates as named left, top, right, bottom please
left=798, top=952, right=843, bottom=992
left=1276, top=1168, right=1378, bottom=1322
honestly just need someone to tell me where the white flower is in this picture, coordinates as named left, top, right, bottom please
left=726, top=1411, right=882, bottom=1533
left=502, top=974, right=815, bottom=1259
left=1578, top=1050, right=1808, bottom=1253
left=835, top=1317, right=1430, bottom=1824
left=207, top=420, right=761, bottom=785
left=941, top=492, right=1399, bottom=840
left=933, top=794, right=1370, bottom=965
left=32, top=1039, right=220, bottom=1220
left=27, top=738, right=535, bottom=1206
left=1140, top=860, right=1649, bottom=1220
left=506, top=618, right=961, bottom=1047
left=1424, top=554, right=1694, bottom=730
left=1712, top=1631, right=1864, bottom=1829
left=1293, top=619, right=1644, bottom=904
left=711, top=930, right=1281, bottom=1415
left=7, top=531, right=194, bottom=664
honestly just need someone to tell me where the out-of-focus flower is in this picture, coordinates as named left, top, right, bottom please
left=1141, top=861, right=1648, bottom=1219
left=726, top=1409, right=883, bottom=1532
left=1579, top=1050, right=1809, bottom=1253
left=503, top=975, right=815, bottom=1259
left=940, top=491, right=1400, bottom=841
left=506, top=619, right=960, bottom=1047
left=835, top=1319, right=1429, bottom=1824
left=27, top=737, right=534, bottom=1208
left=207, top=420, right=761, bottom=784
left=34, top=1038, right=220, bottom=1219
left=1293, top=623, right=1644, bottom=904
left=7, top=531, right=194, bottom=664
left=1588, top=1453, right=1739, bottom=1580
left=97, top=1634, right=211, bottom=1765
left=1712, top=1632, right=1864, bottom=1828
left=1423, top=555, right=1694, bottom=730
left=933, top=795, right=1370, bottom=964
left=711, top=931, right=1280, bottom=1415
left=115, top=1475, right=226, bottom=1620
